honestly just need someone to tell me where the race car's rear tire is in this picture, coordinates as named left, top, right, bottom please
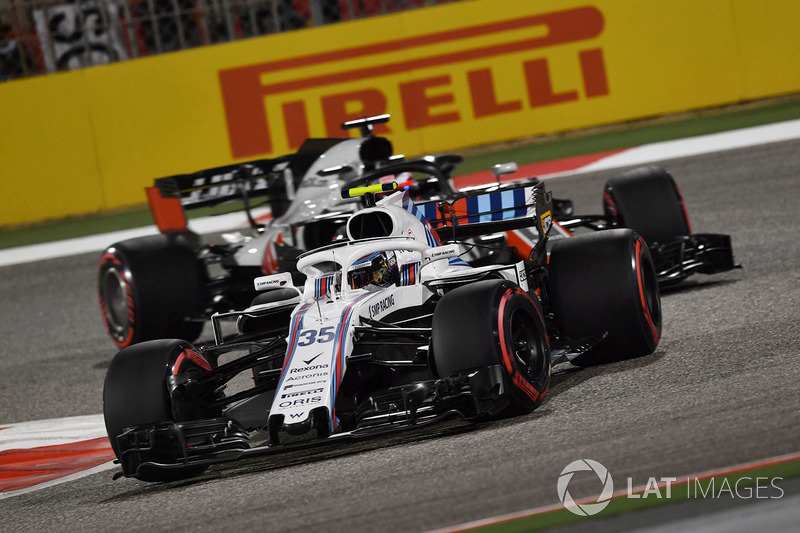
left=103, top=339, right=215, bottom=482
left=98, top=233, right=207, bottom=348
left=548, top=229, right=661, bottom=366
left=603, top=166, right=691, bottom=246
left=432, top=280, right=550, bottom=414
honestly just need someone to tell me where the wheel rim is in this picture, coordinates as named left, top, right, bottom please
left=101, top=268, right=130, bottom=333
left=509, top=307, right=547, bottom=381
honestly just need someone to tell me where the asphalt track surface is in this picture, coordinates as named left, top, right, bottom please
left=1, top=140, right=799, bottom=531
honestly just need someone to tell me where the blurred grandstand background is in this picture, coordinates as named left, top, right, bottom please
left=0, top=0, right=460, bottom=79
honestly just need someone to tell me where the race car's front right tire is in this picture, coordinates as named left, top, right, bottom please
left=432, top=280, right=551, bottom=414
left=603, top=165, right=691, bottom=247
left=548, top=228, right=661, bottom=366
left=98, top=233, right=207, bottom=348
left=103, top=339, right=215, bottom=482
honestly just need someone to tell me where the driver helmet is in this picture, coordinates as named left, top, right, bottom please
left=348, top=251, right=398, bottom=290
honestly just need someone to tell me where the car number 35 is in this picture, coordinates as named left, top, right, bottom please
left=297, top=326, right=336, bottom=346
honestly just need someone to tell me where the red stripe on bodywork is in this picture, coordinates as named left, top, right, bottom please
left=505, top=230, right=535, bottom=259
left=173, top=348, right=212, bottom=375
left=172, top=352, right=186, bottom=375
left=185, top=349, right=211, bottom=371
left=553, top=220, right=573, bottom=236
left=331, top=293, right=372, bottom=430
left=277, top=304, right=311, bottom=378
left=261, top=236, right=280, bottom=274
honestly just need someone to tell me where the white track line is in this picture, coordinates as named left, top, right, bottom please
left=575, top=118, right=800, bottom=173
left=0, top=209, right=268, bottom=268
left=0, top=414, right=108, bottom=452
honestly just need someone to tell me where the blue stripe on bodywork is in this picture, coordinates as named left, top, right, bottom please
left=500, top=190, right=515, bottom=220
left=477, top=194, right=492, bottom=223
left=274, top=303, right=312, bottom=393
left=422, top=203, right=439, bottom=223
left=328, top=293, right=372, bottom=432
left=490, top=191, right=502, bottom=221
left=466, top=196, right=479, bottom=224
left=448, top=256, right=470, bottom=267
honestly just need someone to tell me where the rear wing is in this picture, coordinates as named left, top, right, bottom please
left=416, top=179, right=555, bottom=257
left=146, top=156, right=292, bottom=233
left=145, top=133, right=395, bottom=233
left=153, top=156, right=292, bottom=210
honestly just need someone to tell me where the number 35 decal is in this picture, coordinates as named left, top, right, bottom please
left=297, top=326, right=336, bottom=346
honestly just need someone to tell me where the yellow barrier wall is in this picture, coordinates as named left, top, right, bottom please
left=1, top=0, right=799, bottom=227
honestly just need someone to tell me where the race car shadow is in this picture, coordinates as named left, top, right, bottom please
left=464, top=350, right=668, bottom=435
left=545, top=350, right=666, bottom=403
left=660, top=278, right=739, bottom=296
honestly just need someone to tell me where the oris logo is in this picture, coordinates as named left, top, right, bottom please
left=278, top=396, right=322, bottom=408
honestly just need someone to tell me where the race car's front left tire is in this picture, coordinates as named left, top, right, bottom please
left=432, top=280, right=551, bottom=414
left=103, top=339, right=216, bottom=482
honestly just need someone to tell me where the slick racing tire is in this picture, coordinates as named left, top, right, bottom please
left=103, top=339, right=215, bottom=482
left=603, top=166, right=691, bottom=246
left=548, top=229, right=661, bottom=366
left=98, top=233, right=206, bottom=348
left=432, top=280, right=551, bottom=414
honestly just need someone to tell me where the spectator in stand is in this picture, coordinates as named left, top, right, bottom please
left=0, top=1, right=35, bottom=80
left=132, top=0, right=202, bottom=54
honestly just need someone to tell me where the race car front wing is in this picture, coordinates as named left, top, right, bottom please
left=111, top=365, right=508, bottom=479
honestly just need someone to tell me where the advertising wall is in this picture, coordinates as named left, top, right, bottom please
left=1, top=0, right=799, bottom=227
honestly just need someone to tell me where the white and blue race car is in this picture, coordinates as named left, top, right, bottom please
left=103, top=178, right=667, bottom=482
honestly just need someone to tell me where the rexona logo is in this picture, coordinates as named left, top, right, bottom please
left=218, top=6, right=608, bottom=159
left=557, top=459, right=614, bottom=516
left=289, top=364, right=329, bottom=374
